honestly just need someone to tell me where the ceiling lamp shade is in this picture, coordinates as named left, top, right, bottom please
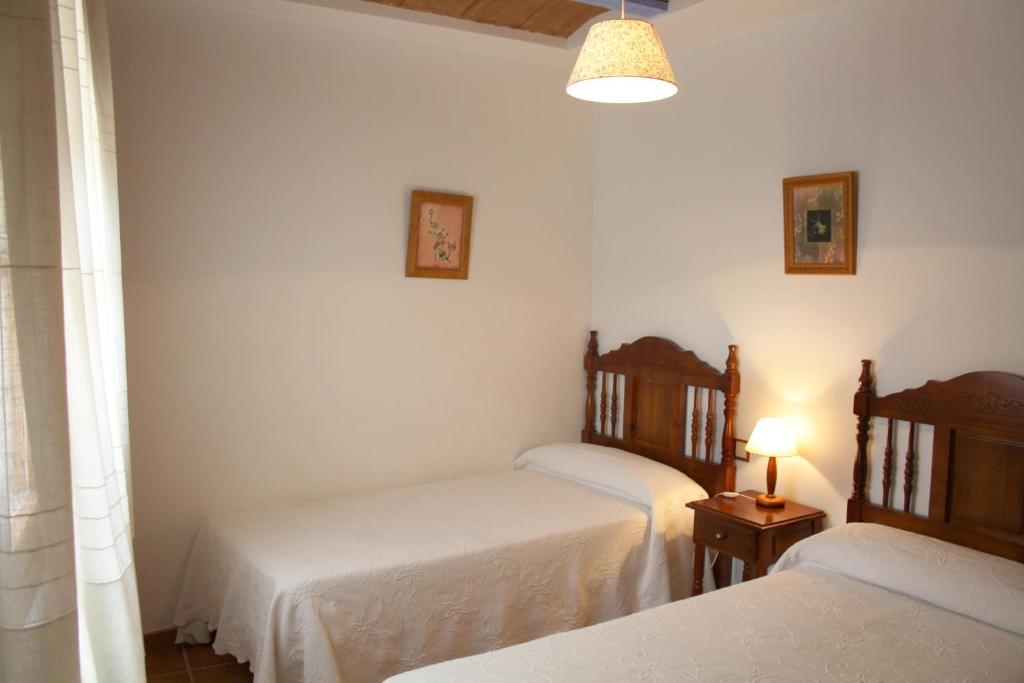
left=567, top=18, right=678, bottom=104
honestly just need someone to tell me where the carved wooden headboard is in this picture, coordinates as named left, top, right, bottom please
left=582, top=331, right=739, bottom=496
left=848, top=360, right=1024, bottom=562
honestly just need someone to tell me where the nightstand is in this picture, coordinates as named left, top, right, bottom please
left=686, top=491, right=825, bottom=596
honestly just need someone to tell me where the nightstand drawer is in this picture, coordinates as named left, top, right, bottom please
left=693, top=515, right=757, bottom=561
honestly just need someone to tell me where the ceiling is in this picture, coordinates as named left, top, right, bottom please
left=359, top=0, right=662, bottom=39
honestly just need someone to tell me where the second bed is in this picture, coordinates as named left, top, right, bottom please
left=389, top=362, right=1024, bottom=682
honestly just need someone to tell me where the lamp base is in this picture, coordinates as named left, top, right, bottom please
left=756, top=493, right=786, bottom=508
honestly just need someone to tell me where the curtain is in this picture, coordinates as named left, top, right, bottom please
left=1, top=1, right=144, bottom=681
left=0, top=0, right=79, bottom=680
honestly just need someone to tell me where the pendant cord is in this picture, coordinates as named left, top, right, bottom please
left=621, top=0, right=625, bottom=19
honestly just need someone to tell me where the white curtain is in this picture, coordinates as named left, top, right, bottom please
left=0, top=1, right=79, bottom=679
left=0, top=1, right=144, bottom=681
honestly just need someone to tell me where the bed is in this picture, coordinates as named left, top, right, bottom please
left=388, top=362, right=1024, bottom=682
left=173, top=332, right=742, bottom=683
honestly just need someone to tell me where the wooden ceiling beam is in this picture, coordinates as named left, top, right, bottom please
left=461, top=0, right=551, bottom=31
left=520, top=2, right=606, bottom=38
left=400, top=0, right=478, bottom=14
left=573, top=0, right=669, bottom=18
left=360, top=0, right=615, bottom=38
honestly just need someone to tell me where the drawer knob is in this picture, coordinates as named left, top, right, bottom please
left=715, top=531, right=728, bottom=541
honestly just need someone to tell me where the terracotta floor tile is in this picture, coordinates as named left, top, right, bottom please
left=147, top=673, right=190, bottom=683
left=144, top=629, right=178, bottom=652
left=186, top=643, right=238, bottom=669
left=192, top=663, right=254, bottom=682
left=145, top=646, right=187, bottom=677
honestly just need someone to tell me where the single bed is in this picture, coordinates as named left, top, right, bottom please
left=173, top=332, right=742, bottom=683
left=388, top=362, right=1024, bottom=682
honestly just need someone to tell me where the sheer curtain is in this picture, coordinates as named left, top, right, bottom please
left=0, top=1, right=144, bottom=681
left=0, top=1, right=79, bottom=679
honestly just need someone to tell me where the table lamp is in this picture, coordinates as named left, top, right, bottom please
left=746, top=417, right=798, bottom=508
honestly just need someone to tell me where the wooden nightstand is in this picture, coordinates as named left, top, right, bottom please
left=687, top=491, right=825, bottom=596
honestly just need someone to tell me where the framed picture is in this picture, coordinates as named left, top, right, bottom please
left=783, top=172, right=857, bottom=274
left=735, top=438, right=750, bottom=462
left=405, top=190, right=474, bottom=279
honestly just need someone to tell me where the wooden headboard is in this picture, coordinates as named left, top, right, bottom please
left=582, top=331, right=739, bottom=496
left=848, top=360, right=1024, bottom=562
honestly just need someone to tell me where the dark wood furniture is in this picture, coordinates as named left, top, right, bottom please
left=687, top=492, right=825, bottom=595
left=848, top=362, right=1024, bottom=563
left=688, top=362, right=1024, bottom=598
left=582, top=331, right=740, bottom=497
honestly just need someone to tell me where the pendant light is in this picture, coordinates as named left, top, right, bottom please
left=566, top=0, right=678, bottom=104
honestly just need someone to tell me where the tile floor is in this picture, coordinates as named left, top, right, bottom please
left=144, top=630, right=253, bottom=683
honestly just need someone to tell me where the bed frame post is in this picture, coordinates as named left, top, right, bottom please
left=583, top=331, right=599, bottom=442
left=848, top=359, right=874, bottom=520
left=721, top=345, right=739, bottom=492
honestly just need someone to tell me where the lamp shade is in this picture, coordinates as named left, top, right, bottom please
left=567, top=19, right=678, bottom=104
left=746, top=418, right=798, bottom=459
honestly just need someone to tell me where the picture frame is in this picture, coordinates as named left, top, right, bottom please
left=734, top=437, right=750, bottom=462
left=405, top=190, right=474, bottom=280
left=783, top=172, right=857, bottom=275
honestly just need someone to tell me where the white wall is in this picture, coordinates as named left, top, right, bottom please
left=108, top=0, right=594, bottom=631
left=113, top=0, right=1024, bottom=632
left=592, top=0, right=1024, bottom=523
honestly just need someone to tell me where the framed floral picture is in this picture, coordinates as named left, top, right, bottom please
left=405, top=190, right=474, bottom=280
left=783, top=172, right=857, bottom=274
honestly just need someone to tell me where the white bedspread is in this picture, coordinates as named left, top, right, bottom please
left=174, top=449, right=705, bottom=683
left=390, top=523, right=1024, bottom=682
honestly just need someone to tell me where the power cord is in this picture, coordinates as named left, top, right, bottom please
left=716, top=491, right=757, bottom=502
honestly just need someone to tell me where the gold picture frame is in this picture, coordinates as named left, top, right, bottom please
left=405, top=190, right=474, bottom=280
left=783, top=172, right=857, bottom=275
